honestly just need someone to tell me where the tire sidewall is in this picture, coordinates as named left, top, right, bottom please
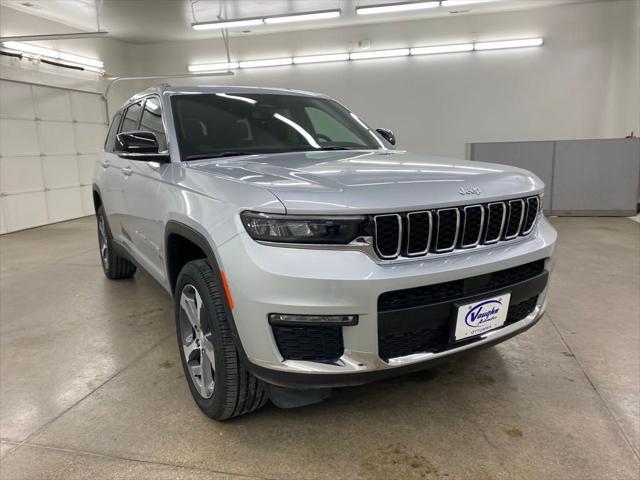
left=174, top=261, right=230, bottom=416
left=96, top=206, right=112, bottom=276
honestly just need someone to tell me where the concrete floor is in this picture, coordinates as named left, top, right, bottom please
left=0, top=216, right=638, bottom=480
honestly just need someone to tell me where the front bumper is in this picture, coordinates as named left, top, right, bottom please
left=217, top=217, right=557, bottom=388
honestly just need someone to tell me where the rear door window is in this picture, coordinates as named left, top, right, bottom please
left=104, top=111, right=122, bottom=152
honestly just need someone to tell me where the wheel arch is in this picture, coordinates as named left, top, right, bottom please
left=164, top=220, right=253, bottom=373
left=92, top=183, right=103, bottom=213
left=164, top=221, right=220, bottom=296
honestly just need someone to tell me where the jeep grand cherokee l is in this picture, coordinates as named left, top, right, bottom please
left=93, top=85, right=556, bottom=420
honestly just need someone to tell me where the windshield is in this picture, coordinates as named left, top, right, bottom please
left=170, top=93, right=385, bottom=160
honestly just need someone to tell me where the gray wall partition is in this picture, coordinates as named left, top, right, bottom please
left=469, top=138, right=640, bottom=216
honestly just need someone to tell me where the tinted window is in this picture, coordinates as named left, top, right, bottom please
left=305, top=106, right=363, bottom=145
left=171, top=93, right=383, bottom=160
left=104, top=112, right=122, bottom=152
left=139, top=97, right=167, bottom=151
left=120, top=102, right=142, bottom=133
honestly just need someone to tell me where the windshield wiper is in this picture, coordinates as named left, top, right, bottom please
left=185, top=151, right=258, bottom=161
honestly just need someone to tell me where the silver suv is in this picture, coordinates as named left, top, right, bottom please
left=93, top=85, right=556, bottom=420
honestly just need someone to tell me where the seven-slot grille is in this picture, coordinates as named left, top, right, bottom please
left=373, top=195, right=541, bottom=260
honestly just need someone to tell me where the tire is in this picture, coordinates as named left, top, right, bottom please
left=96, top=206, right=137, bottom=280
left=175, top=259, right=268, bottom=420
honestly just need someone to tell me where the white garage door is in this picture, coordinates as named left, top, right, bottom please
left=0, top=79, right=108, bottom=234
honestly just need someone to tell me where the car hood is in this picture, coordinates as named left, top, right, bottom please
left=187, top=150, right=543, bottom=214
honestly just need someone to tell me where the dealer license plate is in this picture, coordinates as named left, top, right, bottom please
left=453, top=293, right=511, bottom=341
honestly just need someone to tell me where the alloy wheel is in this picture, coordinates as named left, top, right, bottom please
left=179, top=284, right=215, bottom=398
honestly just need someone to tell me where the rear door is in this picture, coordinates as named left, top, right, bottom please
left=109, top=101, right=142, bottom=244
left=99, top=110, right=124, bottom=239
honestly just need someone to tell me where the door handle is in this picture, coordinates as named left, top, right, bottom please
left=122, top=166, right=133, bottom=176
left=101, top=159, right=110, bottom=169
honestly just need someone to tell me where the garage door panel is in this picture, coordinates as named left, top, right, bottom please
left=46, top=187, right=84, bottom=222
left=78, top=154, right=97, bottom=185
left=0, top=80, right=35, bottom=119
left=81, top=185, right=94, bottom=216
left=35, top=86, right=73, bottom=121
left=42, top=156, right=80, bottom=189
left=0, top=156, right=44, bottom=194
left=39, top=121, right=76, bottom=155
left=0, top=119, right=40, bottom=156
left=71, top=91, right=106, bottom=123
left=74, top=123, right=107, bottom=154
left=3, top=191, right=49, bottom=231
left=1, top=81, right=107, bottom=233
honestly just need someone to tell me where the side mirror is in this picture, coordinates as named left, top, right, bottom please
left=376, top=128, right=396, bottom=146
left=115, top=131, right=169, bottom=162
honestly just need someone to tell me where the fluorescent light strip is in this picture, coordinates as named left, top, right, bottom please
left=187, top=37, right=543, bottom=72
left=350, top=48, right=410, bottom=60
left=293, top=53, right=349, bottom=64
left=442, top=0, right=496, bottom=6
left=59, top=52, right=104, bottom=68
left=3, top=41, right=60, bottom=58
left=2, top=41, right=104, bottom=71
left=239, top=57, right=293, bottom=68
left=264, top=10, right=340, bottom=24
left=188, top=61, right=239, bottom=72
left=192, top=18, right=264, bottom=30
left=411, top=43, right=474, bottom=55
left=474, top=38, right=543, bottom=50
left=356, top=1, right=439, bottom=15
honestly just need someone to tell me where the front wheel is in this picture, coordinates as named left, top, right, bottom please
left=175, top=259, right=268, bottom=420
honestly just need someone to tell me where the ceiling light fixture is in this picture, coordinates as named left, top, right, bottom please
left=293, top=53, right=350, bottom=64
left=188, top=61, right=239, bottom=72
left=239, top=57, right=293, bottom=68
left=3, top=41, right=60, bottom=59
left=474, top=37, right=544, bottom=50
left=264, top=10, right=341, bottom=24
left=1, top=41, right=104, bottom=72
left=59, top=52, right=105, bottom=68
left=350, top=48, right=410, bottom=60
left=187, top=36, right=543, bottom=73
left=410, top=43, right=474, bottom=55
left=192, top=18, right=264, bottom=31
left=356, top=1, right=439, bottom=15
left=441, top=0, right=496, bottom=6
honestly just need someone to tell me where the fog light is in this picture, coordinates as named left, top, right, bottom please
left=268, top=313, right=358, bottom=326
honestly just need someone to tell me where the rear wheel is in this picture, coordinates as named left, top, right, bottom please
left=175, top=259, right=268, bottom=420
left=96, top=206, right=136, bottom=280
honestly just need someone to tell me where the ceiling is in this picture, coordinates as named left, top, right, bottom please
left=1, top=0, right=594, bottom=44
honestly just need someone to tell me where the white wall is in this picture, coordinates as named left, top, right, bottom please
left=124, top=0, right=639, bottom=158
left=0, top=7, right=133, bottom=114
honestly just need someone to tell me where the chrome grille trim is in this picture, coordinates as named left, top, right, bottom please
left=434, top=208, right=460, bottom=253
left=369, top=195, right=541, bottom=261
left=373, top=214, right=402, bottom=260
left=460, top=205, right=485, bottom=248
left=484, top=202, right=507, bottom=244
left=521, top=196, right=540, bottom=235
left=504, top=199, right=526, bottom=240
left=406, top=210, right=432, bottom=257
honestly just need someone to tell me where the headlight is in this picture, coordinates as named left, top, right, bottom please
left=240, top=211, right=367, bottom=244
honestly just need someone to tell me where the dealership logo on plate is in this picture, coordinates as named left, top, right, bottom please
left=465, top=299, right=503, bottom=327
